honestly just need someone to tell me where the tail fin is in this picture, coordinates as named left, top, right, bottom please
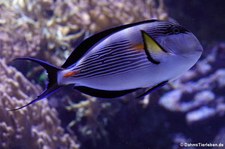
left=8, top=57, right=62, bottom=111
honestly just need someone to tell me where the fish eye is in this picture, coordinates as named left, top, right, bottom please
left=165, top=25, right=182, bottom=35
left=172, top=27, right=180, bottom=34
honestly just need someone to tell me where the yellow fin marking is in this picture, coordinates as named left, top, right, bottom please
left=142, top=32, right=164, bottom=54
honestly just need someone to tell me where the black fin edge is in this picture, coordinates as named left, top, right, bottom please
left=75, top=86, right=139, bottom=98
left=62, top=20, right=160, bottom=68
left=136, top=80, right=168, bottom=98
left=14, top=57, right=62, bottom=88
left=8, top=85, right=62, bottom=111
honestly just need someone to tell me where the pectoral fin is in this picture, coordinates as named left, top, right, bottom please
left=136, top=80, right=168, bottom=98
left=141, top=30, right=167, bottom=64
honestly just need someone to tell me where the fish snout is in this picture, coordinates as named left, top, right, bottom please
left=195, top=45, right=203, bottom=52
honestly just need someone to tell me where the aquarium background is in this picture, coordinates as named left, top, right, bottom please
left=0, top=0, right=225, bottom=149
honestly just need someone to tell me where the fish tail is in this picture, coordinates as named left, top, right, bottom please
left=8, top=57, right=62, bottom=111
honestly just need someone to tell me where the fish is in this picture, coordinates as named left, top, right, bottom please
left=9, top=19, right=203, bottom=111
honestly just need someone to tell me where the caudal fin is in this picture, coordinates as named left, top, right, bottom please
left=8, top=57, right=62, bottom=111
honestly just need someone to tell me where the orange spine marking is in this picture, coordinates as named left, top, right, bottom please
left=133, top=44, right=144, bottom=52
left=63, top=70, right=79, bottom=78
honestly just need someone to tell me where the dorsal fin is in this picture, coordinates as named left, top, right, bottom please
left=62, top=20, right=159, bottom=68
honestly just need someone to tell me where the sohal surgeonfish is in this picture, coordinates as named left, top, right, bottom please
left=10, top=20, right=203, bottom=111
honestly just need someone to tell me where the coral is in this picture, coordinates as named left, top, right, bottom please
left=0, top=2, right=41, bottom=62
left=65, top=95, right=122, bottom=147
left=0, top=58, right=79, bottom=149
left=0, top=0, right=167, bottom=64
left=159, top=43, right=225, bottom=124
left=53, top=0, right=168, bottom=33
left=5, top=0, right=225, bottom=149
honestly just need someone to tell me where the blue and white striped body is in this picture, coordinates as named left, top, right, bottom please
left=58, top=21, right=202, bottom=91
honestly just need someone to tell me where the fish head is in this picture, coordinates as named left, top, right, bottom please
left=157, top=23, right=203, bottom=60
left=142, top=21, right=203, bottom=81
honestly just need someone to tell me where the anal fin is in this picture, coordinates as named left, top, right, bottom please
left=74, top=86, right=139, bottom=98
